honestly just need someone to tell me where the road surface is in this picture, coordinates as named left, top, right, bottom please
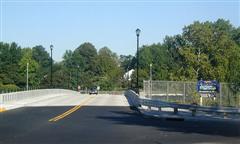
left=0, top=94, right=239, bottom=144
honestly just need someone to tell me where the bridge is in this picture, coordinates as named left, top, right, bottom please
left=0, top=89, right=240, bottom=144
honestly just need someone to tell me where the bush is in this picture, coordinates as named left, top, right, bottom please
left=0, top=83, right=20, bottom=92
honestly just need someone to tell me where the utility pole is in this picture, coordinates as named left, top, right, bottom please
left=77, top=65, right=79, bottom=91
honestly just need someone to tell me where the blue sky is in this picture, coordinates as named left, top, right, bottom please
left=1, top=0, right=239, bottom=61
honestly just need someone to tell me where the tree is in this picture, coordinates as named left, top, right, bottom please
left=32, top=45, right=51, bottom=87
left=52, top=62, right=69, bottom=89
left=131, top=43, right=171, bottom=85
left=18, top=48, right=40, bottom=87
left=232, top=27, right=240, bottom=46
left=0, top=42, right=22, bottom=85
left=1, top=19, right=239, bottom=91
left=119, top=55, right=134, bottom=72
left=95, top=47, right=122, bottom=90
left=32, top=45, right=50, bottom=68
left=74, top=42, right=97, bottom=72
left=167, top=19, right=239, bottom=82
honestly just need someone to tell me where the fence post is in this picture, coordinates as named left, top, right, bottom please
left=200, top=96, right=203, bottom=106
left=220, top=83, right=222, bottom=106
left=183, top=82, right=186, bottom=103
left=150, top=80, right=152, bottom=99
left=148, top=80, right=150, bottom=98
left=166, top=82, right=169, bottom=101
left=239, top=93, right=240, bottom=108
left=143, top=81, right=145, bottom=97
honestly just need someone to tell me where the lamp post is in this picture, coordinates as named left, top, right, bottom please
left=126, top=66, right=129, bottom=89
left=26, top=62, right=29, bottom=91
left=77, top=65, right=79, bottom=91
left=68, top=72, right=71, bottom=89
left=136, top=28, right=141, bottom=94
left=50, top=45, right=53, bottom=88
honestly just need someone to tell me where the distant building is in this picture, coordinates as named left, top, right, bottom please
left=123, top=69, right=135, bottom=81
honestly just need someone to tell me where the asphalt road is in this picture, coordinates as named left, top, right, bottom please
left=0, top=94, right=240, bottom=144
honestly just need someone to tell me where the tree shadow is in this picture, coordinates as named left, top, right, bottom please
left=97, top=109, right=240, bottom=138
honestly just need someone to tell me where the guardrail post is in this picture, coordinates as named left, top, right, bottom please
left=219, top=83, right=222, bottom=106
left=148, top=106, right=151, bottom=110
left=223, top=112, right=227, bottom=119
left=191, top=108, right=196, bottom=116
left=158, top=107, right=161, bottom=111
left=173, top=107, right=178, bottom=114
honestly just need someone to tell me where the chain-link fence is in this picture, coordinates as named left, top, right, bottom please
left=143, top=80, right=240, bottom=107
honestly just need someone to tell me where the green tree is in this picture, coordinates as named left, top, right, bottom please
left=32, top=45, right=51, bottom=87
left=0, top=42, right=22, bottom=85
left=19, top=48, right=40, bottom=87
left=74, top=42, right=97, bottom=71
left=95, top=47, right=122, bottom=90
left=131, top=43, right=171, bottom=88
left=119, top=55, right=134, bottom=72
left=169, top=19, right=239, bottom=82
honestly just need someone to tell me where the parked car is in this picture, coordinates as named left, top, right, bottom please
left=89, top=87, right=98, bottom=95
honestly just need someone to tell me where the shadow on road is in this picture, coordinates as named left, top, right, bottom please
left=97, top=109, right=240, bottom=138
left=1, top=106, right=240, bottom=144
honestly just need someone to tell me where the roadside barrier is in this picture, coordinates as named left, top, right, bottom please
left=0, top=89, right=79, bottom=104
left=125, top=90, right=240, bottom=118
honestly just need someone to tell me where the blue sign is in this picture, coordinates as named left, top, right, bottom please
left=197, top=80, right=219, bottom=93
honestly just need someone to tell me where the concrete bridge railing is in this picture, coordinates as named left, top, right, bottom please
left=0, top=89, right=80, bottom=112
left=0, top=89, right=79, bottom=104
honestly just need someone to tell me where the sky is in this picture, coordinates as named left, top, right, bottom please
left=0, top=0, right=240, bottom=61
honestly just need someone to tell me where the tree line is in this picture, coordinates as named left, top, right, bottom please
left=0, top=19, right=239, bottom=91
left=133, top=19, right=240, bottom=89
left=0, top=42, right=123, bottom=91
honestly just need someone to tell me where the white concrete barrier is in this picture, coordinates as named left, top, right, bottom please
left=0, top=89, right=80, bottom=112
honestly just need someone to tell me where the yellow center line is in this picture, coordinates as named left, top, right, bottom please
left=49, top=96, right=95, bottom=122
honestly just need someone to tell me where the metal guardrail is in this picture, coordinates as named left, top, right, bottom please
left=124, top=90, right=140, bottom=107
left=125, top=90, right=240, bottom=117
left=0, top=89, right=79, bottom=104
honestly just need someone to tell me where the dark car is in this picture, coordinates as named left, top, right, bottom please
left=89, top=87, right=98, bottom=95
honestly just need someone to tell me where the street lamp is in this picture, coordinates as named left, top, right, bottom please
left=77, top=65, right=79, bottom=91
left=136, top=28, right=141, bottom=94
left=26, top=62, right=29, bottom=91
left=50, top=45, right=53, bottom=88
